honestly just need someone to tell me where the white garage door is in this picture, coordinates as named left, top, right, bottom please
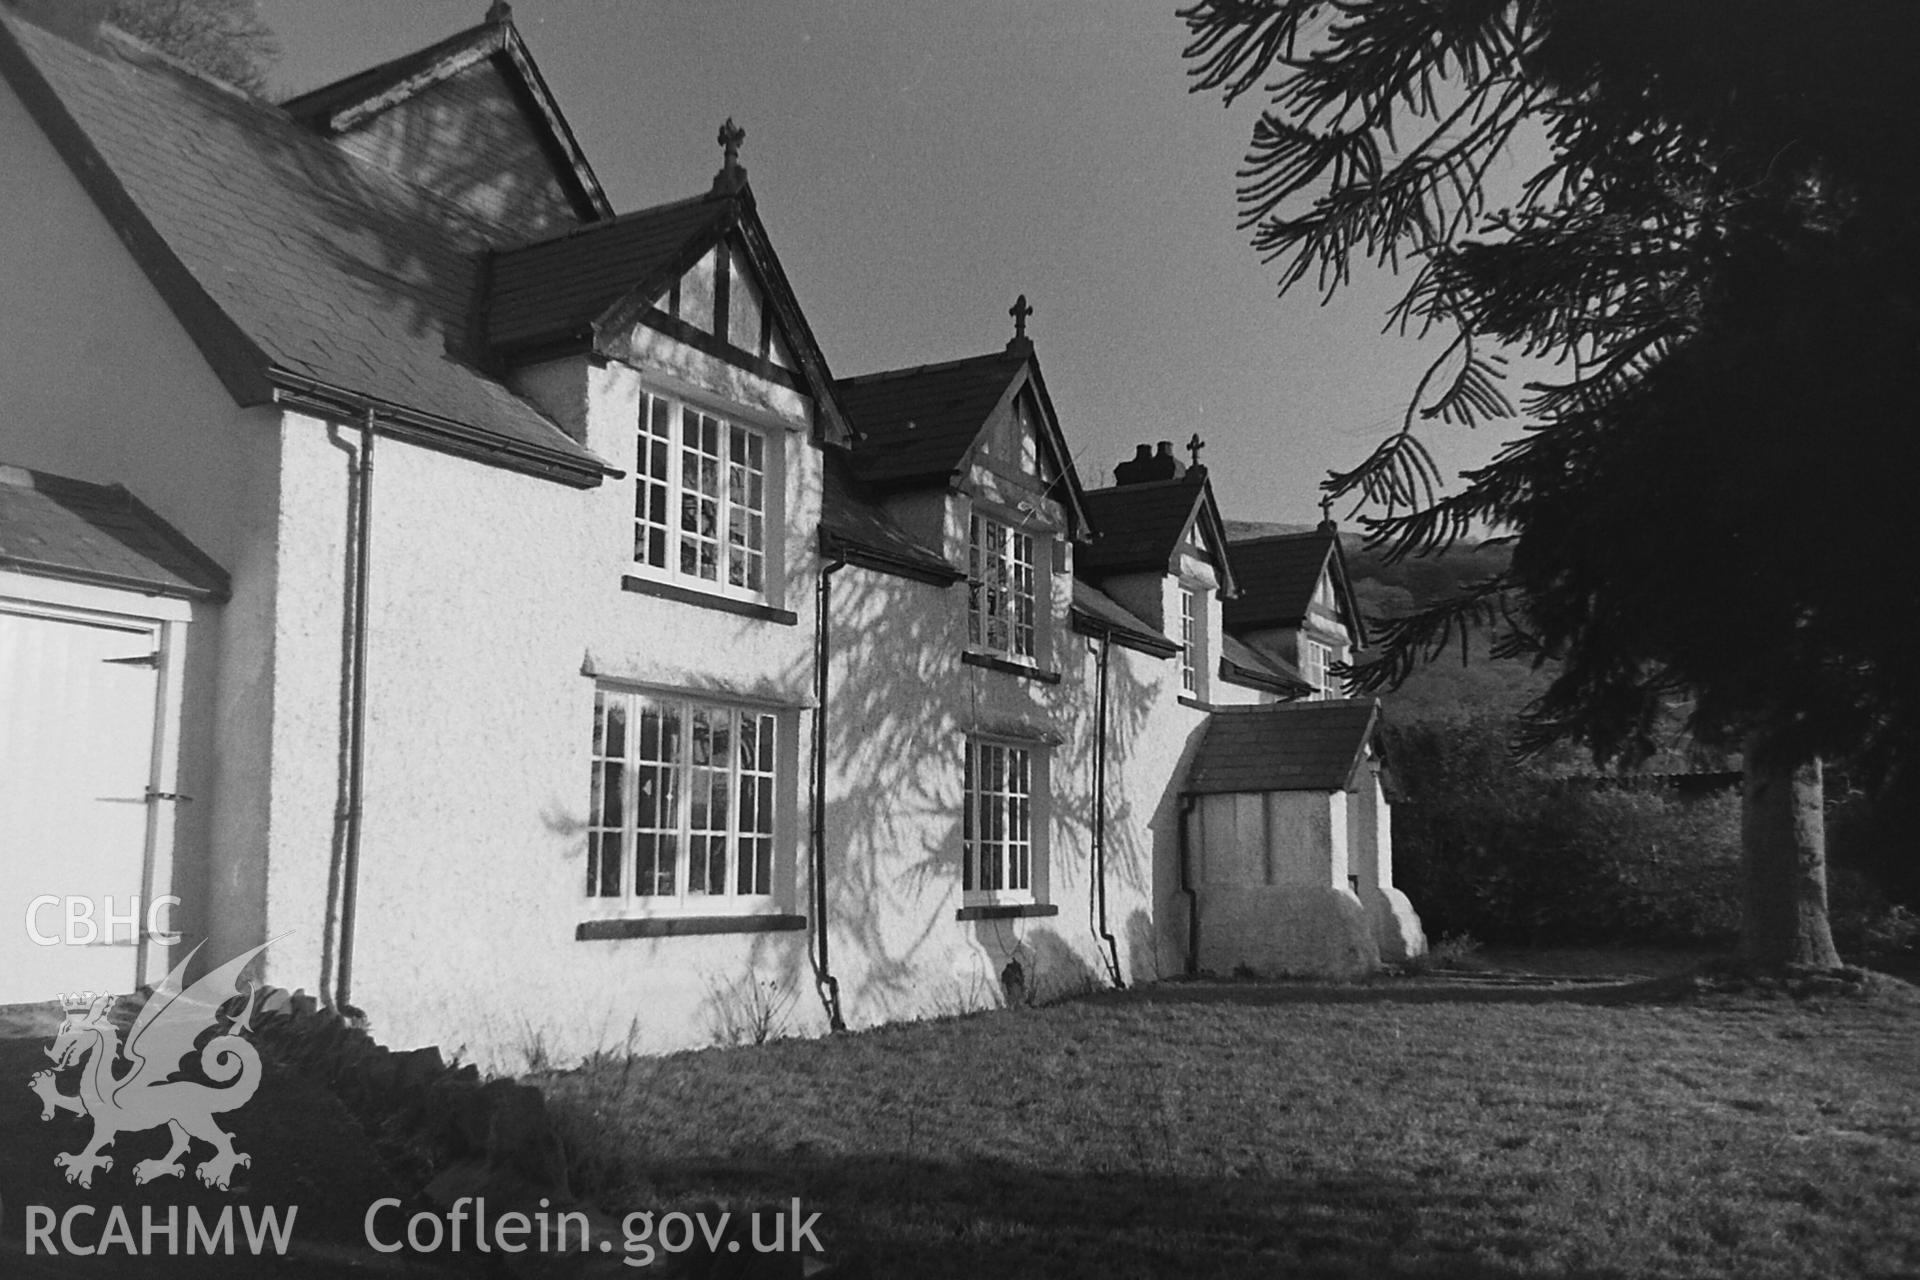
left=0, top=603, right=161, bottom=1005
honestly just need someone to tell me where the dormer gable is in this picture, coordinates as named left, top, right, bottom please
left=835, top=344, right=1091, bottom=539
left=281, top=5, right=611, bottom=237
left=483, top=184, right=850, bottom=445
left=1078, top=455, right=1236, bottom=597
left=1222, top=526, right=1365, bottom=647
left=627, top=228, right=800, bottom=381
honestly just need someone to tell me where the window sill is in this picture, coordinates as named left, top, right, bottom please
left=575, top=914, right=807, bottom=941
left=1178, top=695, right=1213, bottom=711
left=621, top=575, right=798, bottom=626
left=955, top=903, right=1059, bottom=922
left=961, top=651, right=1061, bottom=684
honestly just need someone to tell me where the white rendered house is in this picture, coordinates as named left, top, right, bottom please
left=0, top=3, right=1424, bottom=1063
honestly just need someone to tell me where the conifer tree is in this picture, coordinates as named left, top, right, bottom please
left=1182, top=0, right=1920, bottom=969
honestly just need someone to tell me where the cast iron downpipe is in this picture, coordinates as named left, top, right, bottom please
left=1090, top=634, right=1124, bottom=988
left=335, top=410, right=375, bottom=1016
left=810, top=556, right=847, bottom=1031
left=1179, top=792, right=1200, bottom=976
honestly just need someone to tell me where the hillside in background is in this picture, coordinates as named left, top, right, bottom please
left=1344, top=539, right=1554, bottom=725
left=1225, top=519, right=1547, bottom=723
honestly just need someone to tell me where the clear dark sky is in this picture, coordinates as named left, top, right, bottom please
left=259, top=0, right=1524, bottom=525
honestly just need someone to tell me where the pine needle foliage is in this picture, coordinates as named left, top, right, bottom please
left=1183, top=0, right=1920, bottom=778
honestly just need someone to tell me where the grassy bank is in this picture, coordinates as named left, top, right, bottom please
left=538, top=964, right=1920, bottom=1278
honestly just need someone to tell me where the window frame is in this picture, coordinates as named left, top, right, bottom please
left=966, top=509, right=1040, bottom=664
left=634, top=391, right=774, bottom=605
left=962, top=736, right=1044, bottom=906
left=1300, top=636, right=1331, bottom=700
left=585, top=686, right=785, bottom=918
left=1179, top=585, right=1200, bottom=695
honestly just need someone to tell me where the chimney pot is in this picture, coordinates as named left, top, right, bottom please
left=1114, top=441, right=1188, bottom=486
left=1113, top=444, right=1157, bottom=486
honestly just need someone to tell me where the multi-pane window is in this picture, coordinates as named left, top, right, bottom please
left=587, top=688, right=779, bottom=908
left=967, top=513, right=1036, bottom=660
left=1300, top=637, right=1330, bottom=700
left=636, top=394, right=768, bottom=597
left=1179, top=587, right=1198, bottom=694
left=963, top=739, right=1034, bottom=900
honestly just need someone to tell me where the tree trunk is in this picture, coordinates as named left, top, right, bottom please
left=1740, top=734, right=1841, bottom=971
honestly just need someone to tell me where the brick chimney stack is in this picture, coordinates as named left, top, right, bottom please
left=1112, top=441, right=1185, bottom=486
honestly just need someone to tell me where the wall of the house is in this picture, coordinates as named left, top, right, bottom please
left=0, top=58, right=1214, bottom=1057
left=2, top=29, right=1414, bottom=1065
left=819, top=543, right=1211, bottom=1029
left=0, top=73, right=282, bottom=990
left=1346, top=757, right=1427, bottom=963
left=233, top=328, right=828, bottom=1065
left=1189, top=788, right=1379, bottom=976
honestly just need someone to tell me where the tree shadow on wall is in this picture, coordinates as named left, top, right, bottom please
left=133, top=51, right=592, bottom=416
left=798, top=565, right=1164, bottom=1022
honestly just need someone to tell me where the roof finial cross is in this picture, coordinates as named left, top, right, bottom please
left=718, top=118, right=746, bottom=167
left=711, top=118, right=749, bottom=197
left=1319, top=492, right=1335, bottom=526
left=1009, top=294, right=1033, bottom=341
left=1186, top=432, right=1206, bottom=469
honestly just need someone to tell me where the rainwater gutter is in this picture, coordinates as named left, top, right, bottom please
left=810, top=556, right=847, bottom=1031
left=1090, top=634, right=1124, bottom=988
left=334, top=408, right=375, bottom=1017
left=282, top=386, right=381, bottom=1018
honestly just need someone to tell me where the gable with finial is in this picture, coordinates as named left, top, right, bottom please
left=483, top=120, right=851, bottom=445
left=833, top=297, right=1092, bottom=539
left=1078, top=443, right=1237, bottom=596
left=282, top=4, right=611, bottom=236
left=1222, top=522, right=1365, bottom=646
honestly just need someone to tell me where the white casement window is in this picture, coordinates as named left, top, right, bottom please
left=636, top=393, right=769, bottom=599
left=963, top=738, right=1038, bottom=903
left=1179, top=586, right=1198, bottom=695
left=967, top=513, right=1037, bottom=660
left=587, top=688, right=779, bottom=910
left=1300, top=637, right=1330, bottom=700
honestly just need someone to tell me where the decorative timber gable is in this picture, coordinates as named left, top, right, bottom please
left=485, top=185, right=850, bottom=446
left=834, top=340, right=1092, bottom=541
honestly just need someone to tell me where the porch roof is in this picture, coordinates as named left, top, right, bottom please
left=1185, top=698, right=1380, bottom=794
left=0, top=464, right=229, bottom=601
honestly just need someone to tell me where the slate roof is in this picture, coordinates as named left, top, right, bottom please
left=818, top=451, right=960, bottom=585
left=0, top=15, right=608, bottom=485
left=1079, top=477, right=1206, bottom=576
left=484, top=195, right=727, bottom=354
left=1070, top=580, right=1179, bottom=657
left=0, top=465, right=228, bottom=601
left=1185, top=699, right=1380, bottom=794
left=836, top=351, right=1027, bottom=486
left=1218, top=633, right=1312, bottom=698
left=1222, top=529, right=1341, bottom=631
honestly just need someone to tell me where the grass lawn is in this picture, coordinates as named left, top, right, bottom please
left=539, top=963, right=1920, bottom=1279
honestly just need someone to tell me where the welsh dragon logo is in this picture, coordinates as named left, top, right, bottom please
left=28, top=939, right=276, bottom=1191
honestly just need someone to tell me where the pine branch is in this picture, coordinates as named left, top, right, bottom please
left=1340, top=574, right=1518, bottom=694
